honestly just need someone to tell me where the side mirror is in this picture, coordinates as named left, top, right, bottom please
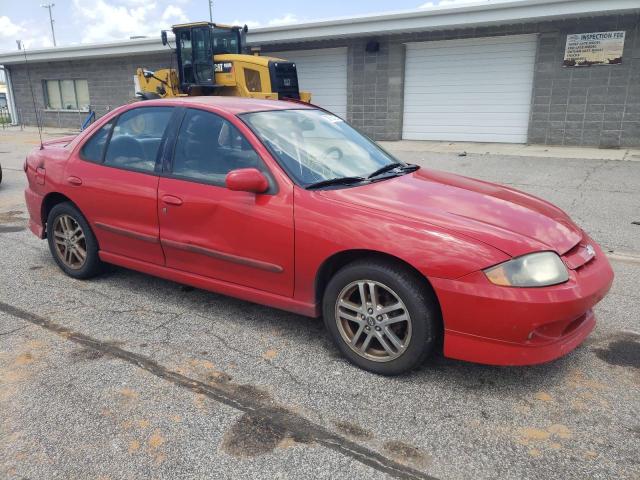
left=225, top=168, right=269, bottom=194
left=161, top=30, right=168, bottom=46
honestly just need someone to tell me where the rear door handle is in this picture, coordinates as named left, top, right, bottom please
left=161, top=195, right=183, bottom=206
left=67, top=176, right=82, bottom=186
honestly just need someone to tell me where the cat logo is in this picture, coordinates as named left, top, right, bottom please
left=214, top=62, right=233, bottom=73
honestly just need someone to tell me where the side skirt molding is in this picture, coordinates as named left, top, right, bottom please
left=95, top=222, right=159, bottom=244
left=160, top=238, right=284, bottom=273
left=98, top=251, right=318, bottom=317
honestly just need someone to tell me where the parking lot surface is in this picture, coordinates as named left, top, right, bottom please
left=1, top=128, right=639, bottom=479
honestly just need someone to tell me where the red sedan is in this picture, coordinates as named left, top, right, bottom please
left=24, top=97, right=613, bottom=375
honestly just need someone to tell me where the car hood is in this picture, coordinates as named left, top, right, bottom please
left=318, top=168, right=582, bottom=257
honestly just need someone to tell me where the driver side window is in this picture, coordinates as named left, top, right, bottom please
left=171, top=108, right=262, bottom=186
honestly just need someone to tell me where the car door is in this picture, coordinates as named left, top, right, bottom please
left=157, top=107, right=294, bottom=297
left=65, top=106, right=175, bottom=265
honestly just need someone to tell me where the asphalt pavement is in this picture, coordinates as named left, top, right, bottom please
left=1, top=128, right=639, bottom=479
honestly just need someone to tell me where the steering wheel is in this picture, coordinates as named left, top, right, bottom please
left=320, top=146, right=343, bottom=163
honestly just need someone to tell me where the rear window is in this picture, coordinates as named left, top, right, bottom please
left=80, top=121, right=113, bottom=163
left=103, top=107, right=174, bottom=173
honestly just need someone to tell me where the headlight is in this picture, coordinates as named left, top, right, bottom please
left=484, top=252, right=569, bottom=287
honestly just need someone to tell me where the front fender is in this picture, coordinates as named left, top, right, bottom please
left=293, top=189, right=509, bottom=305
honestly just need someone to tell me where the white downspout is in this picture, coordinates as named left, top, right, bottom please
left=0, top=66, right=18, bottom=126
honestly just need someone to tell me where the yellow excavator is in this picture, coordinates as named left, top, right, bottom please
left=135, top=22, right=311, bottom=103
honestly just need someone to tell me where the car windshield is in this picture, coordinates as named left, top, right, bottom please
left=240, top=109, right=404, bottom=186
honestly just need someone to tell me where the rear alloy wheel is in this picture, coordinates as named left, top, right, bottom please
left=47, top=202, right=103, bottom=279
left=52, top=214, right=87, bottom=270
left=323, top=260, right=439, bottom=375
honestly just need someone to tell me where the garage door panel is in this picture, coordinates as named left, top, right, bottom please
left=406, top=58, right=536, bottom=72
left=403, top=84, right=536, bottom=95
left=406, top=58, right=536, bottom=73
left=404, top=112, right=531, bottom=125
left=408, top=45, right=537, bottom=59
left=269, top=47, right=347, bottom=118
left=405, top=92, right=534, bottom=105
left=409, top=82, right=531, bottom=93
left=405, top=104, right=531, bottom=114
left=403, top=34, right=537, bottom=143
left=404, top=126, right=528, bottom=136
left=403, top=131, right=528, bottom=142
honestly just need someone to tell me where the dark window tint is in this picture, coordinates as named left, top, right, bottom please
left=104, top=107, right=173, bottom=173
left=172, top=109, right=261, bottom=184
left=80, top=120, right=113, bottom=163
left=244, top=68, right=262, bottom=92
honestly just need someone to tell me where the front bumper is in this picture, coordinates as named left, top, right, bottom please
left=431, top=241, right=614, bottom=366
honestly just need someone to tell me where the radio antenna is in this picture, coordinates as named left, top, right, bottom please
left=19, top=40, right=44, bottom=150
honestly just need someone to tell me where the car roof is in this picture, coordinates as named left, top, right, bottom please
left=140, top=96, right=317, bottom=115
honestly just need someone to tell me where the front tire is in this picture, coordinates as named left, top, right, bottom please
left=322, top=259, right=439, bottom=375
left=46, top=202, right=103, bottom=279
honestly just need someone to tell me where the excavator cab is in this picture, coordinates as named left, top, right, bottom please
left=170, top=22, right=245, bottom=92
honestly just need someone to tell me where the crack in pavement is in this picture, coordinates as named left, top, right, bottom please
left=0, top=300, right=438, bottom=480
left=0, top=325, right=27, bottom=336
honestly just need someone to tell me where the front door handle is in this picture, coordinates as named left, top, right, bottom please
left=67, top=176, right=82, bottom=186
left=161, top=195, right=183, bottom=206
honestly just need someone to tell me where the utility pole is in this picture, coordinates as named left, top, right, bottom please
left=41, top=3, right=57, bottom=47
left=208, top=0, right=213, bottom=22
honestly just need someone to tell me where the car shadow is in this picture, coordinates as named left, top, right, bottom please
left=38, top=254, right=593, bottom=394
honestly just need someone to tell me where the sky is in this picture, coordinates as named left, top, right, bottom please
left=0, top=0, right=516, bottom=53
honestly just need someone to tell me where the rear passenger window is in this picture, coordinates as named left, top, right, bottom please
left=104, top=107, right=173, bottom=173
left=172, top=108, right=262, bottom=185
left=80, top=120, right=113, bottom=163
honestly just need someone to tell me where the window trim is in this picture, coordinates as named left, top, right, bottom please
left=43, top=79, right=90, bottom=112
left=164, top=107, right=278, bottom=194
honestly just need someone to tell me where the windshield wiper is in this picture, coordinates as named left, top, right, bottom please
left=305, top=176, right=367, bottom=190
left=367, top=162, right=419, bottom=179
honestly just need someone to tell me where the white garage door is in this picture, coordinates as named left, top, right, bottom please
left=269, top=47, right=347, bottom=118
left=403, top=34, right=537, bottom=143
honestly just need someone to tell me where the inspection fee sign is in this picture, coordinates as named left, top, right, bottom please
left=563, top=31, right=625, bottom=67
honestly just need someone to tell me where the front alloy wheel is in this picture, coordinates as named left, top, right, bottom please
left=323, top=259, right=439, bottom=375
left=336, top=280, right=412, bottom=362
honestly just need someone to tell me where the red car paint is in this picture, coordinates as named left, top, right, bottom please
left=24, top=96, right=614, bottom=366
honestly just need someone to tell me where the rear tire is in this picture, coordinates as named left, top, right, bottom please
left=322, top=259, right=439, bottom=375
left=46, top=202, right=103, bottom=279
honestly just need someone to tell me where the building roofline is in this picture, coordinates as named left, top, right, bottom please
left=0, top=0, right=638, bottom=65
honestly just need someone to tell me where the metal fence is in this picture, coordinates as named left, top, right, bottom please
left=11, top=104, right=114, bottom=132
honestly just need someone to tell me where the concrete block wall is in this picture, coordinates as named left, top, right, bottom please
left=6, top=13, right=640, bottom=146
left=346, top=39, right=405, bottom=141
left=8, top=53, right=170, bottom=129
left=528, top=14, right=640, bottom=148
